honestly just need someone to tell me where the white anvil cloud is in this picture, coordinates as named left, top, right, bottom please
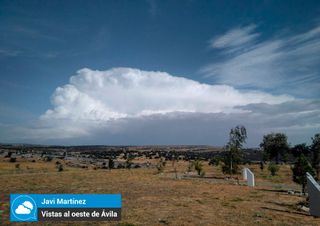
left=1, top=68, right=319, bottom=145
left=41, top=67, right=293, bottom=122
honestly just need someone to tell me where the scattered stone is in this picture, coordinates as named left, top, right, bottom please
left=287, top=190, right=294, bottom=195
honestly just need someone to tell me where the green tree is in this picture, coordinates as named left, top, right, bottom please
left=291, top=154, right=315, bottom=193
left=291, top=143, right=310, bottom=158
left=311, top=133, right=320, bottom=179
left=222, top=125, right=247, bottom=175
left=268, top=162, right=280, bottom=176
left=260, top=133, right=289, bottom=164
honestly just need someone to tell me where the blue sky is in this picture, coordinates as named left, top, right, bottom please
left=0, top=0, right=319, bottom=146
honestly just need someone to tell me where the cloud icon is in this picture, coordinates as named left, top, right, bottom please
left=15, top=201, right=34, bottom=215
left=22, top=201, right=33, bottom=210
left=11, top=195, right=37, bottom=221
left=15, top=205, right=31, bottom=214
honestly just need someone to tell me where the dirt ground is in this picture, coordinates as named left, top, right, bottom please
left=0, top=157, right=319, bottom=226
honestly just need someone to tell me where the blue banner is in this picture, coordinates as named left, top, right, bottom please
left=10, top=194, right=122, bottom=222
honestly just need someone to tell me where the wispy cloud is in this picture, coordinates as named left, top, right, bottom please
left=0, top=49, right=21, bottom=57
left=202, top=24, right=320, bottom=97
left=209, top=24, right=259, bottom=50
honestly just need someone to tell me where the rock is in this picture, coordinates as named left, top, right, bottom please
left=287, top=190, right=294, bottom=195
left=300, top=205, right=310, bottom=212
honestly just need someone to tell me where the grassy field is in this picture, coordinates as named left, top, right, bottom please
left=0, top=157, right=319, bottom=226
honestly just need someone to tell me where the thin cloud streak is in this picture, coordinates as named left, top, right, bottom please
left=202, top=24, right=320, bottom=97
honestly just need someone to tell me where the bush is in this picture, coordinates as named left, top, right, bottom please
left=4, top=151, right=13, bottom=158
left=268, top=162, right=280, bottom=176
left=259, top=161, right=264, bottom=171
left=125, top=155, right=134, bottom=169
left=187, top=161, right=194, bottom=172
left=156, top=158, right=166, bottom=173
left=108, top=158, right=115, bottom=169
left=15, top=163, right=20, bottom=169
left=9, top=157, right=16, bottom=163
left=44, top=156, right=53, bottom=162
left=57, top=164, right=64, bottom=172
left=194, top=160, right=204, bottom=176
left=209, top=156, right=221, bottom=166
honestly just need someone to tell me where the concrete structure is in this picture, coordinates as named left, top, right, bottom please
left=306, top=172, right=320, bottom=217
left=243, top=168, right=255, bottom=187
left=242, top=168, right=247, bottom=180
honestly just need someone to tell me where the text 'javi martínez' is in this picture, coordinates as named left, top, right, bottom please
left=41, top=198, right=86, bottom=205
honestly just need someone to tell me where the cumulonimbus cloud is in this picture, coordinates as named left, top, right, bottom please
left=1, top=68, right=318, bottom=145
left=41, top=67, right=293, bottom=123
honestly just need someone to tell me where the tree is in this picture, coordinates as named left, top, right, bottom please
left=291, top=154, right=315, bottom=193
left=311, top=133, right=320, bottom=179
left=291, top=143, right=310, bottom=158
left=260, top=133, right=289, bottom=164
left=221, top=125, right=247, bottom=175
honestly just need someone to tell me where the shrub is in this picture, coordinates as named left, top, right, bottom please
left=187, top=161, right=194, bottom=172
left=268, top=162, right=280, bottom=176
left=57, top=164, right=64, bottom=172
left=156, top=158, right=166, bottom=173
left=259, top=161, right=264, bottom=171
left=209, top=156, right=221, bottom=166
left=194, top=160, right=203, bottom=176
left=125, top=154, right=134, bottom=169
left=108, top=158, right=115, bottom=169
left=5, top=151, right=13, bottom=158
left=9, top=157, right=16, bottom=163
left=44, top=156, right=53, bottom=162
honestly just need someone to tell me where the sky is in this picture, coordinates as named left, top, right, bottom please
left=0, top=0, right=319, bottom=146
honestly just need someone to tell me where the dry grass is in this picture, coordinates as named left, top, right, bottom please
left=0, top=157, right=319, bottom=226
